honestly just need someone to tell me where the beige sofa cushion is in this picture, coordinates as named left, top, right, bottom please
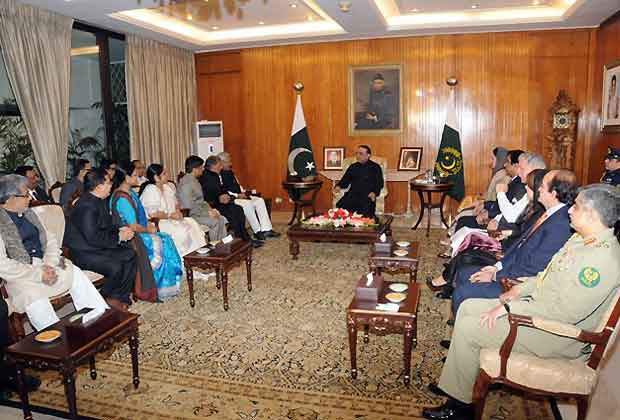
left=480, top=348, right=598, bottom=395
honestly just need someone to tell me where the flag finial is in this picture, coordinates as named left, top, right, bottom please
left=446, top=76, right=458, bottom=87
left=293, top=81, right=304, bottom=95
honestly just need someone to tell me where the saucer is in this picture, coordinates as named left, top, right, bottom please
left=393, top=249, right=408, bottom=257
left=389, top=283, right=408, bottom=293
left=196, top=247, right=210, bottom=255
left=396, top=241, right=410, bottom=248
left=35, top=330, right=61, bottom=343
left=385, top=292, right=406, bottom=303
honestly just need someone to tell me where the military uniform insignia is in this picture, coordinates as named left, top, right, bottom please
left=579, top=267, right=601, bottom=288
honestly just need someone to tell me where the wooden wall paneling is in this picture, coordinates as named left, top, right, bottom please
left=196, top=28, right=596, bottom=214
left=587, top=13, right=620, bottom=183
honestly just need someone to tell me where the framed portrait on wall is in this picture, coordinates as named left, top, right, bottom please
left=398, top=147, right=423, bottom=171
left=323, top=147, right=345, bottom=170
left=348, top=64, right=404, bottom=136
left=602, top=60, right=620, bottom=132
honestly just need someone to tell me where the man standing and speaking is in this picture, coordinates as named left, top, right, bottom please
left=334, top=145, right=383, bottom=218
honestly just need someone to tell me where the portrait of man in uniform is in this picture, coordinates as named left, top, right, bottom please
left=349, top=64, right=403, bottom=135
left=602, top=62, right=620, bottom=129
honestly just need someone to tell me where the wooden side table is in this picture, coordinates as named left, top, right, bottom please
left=183, top=240, right=252, bottom=311
left=369, top=241, right=420, bottom=283
left=410, top=181, right=453, bottom=237
left=6, top=310, right=140, bottom=420
left=282, top=180, right=323, bottom=225
left=346, top=282, right=421, bottom=386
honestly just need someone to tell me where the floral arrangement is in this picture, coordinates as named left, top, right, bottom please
left=303, top=208, right=377, bottom=228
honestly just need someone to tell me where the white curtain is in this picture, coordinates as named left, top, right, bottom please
left=0, top=0, right=73, bottom=186
left=126, top=35, right=197, bottom=178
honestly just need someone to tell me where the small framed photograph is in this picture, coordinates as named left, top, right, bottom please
left=398, top=147, right=423, bottom=171
left=602, top=60, right=620, bottom=132
left=323, top=147, right=345, bottom=170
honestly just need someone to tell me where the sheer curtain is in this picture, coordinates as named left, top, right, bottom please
left=0, top=0, right=72, bottom=185
left=126, top=35, right=197, bottom=178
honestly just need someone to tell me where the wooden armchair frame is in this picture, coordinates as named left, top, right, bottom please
left=473, top=298, right=620, bottom=420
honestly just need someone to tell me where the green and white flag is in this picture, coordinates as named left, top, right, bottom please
left=434, top=90, right=465, bottom=201
left=287, top=95, right=316, bottom=178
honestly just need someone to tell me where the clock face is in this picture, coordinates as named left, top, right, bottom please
left=553, top=113, right=571, bottom=129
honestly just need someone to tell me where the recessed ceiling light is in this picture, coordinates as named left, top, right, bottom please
left=290, top=3, right=298, bottom=8
left=211, top=26, right=219, bottom=30
left=258, top=21, right=265, bottom=25
left=307, top=15, right=314, bottom=21
left=532, top=0, right=540, bottom=5
left=471, top=4, right=480, bottom=9
left=410, top=8, right=419, bottom=13
left=187, top=14, right=193, bottom=21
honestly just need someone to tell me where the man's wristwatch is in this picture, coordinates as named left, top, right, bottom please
left=503, top=303, right=511, bottom=314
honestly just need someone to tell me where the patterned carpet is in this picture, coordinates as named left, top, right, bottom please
left=15, top=224, right=553, bottom=419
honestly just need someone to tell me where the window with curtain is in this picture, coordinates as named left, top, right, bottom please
left=69, top=29, right=105, bottom=176
left=0, top=50, right=36, bottom=174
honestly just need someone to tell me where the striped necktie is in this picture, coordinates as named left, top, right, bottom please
left=518, top=213, right=549, bottom=247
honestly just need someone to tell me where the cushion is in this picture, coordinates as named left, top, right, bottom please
left=480, top=348, right=598, bottom=395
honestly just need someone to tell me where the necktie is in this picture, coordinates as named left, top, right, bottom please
left=518, top=213, right=549, bottom=247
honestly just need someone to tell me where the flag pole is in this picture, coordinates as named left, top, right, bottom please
left=446, top=76, right=458, bottom=227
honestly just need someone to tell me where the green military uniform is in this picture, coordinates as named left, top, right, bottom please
left=438, top=228, right=620, bottom=403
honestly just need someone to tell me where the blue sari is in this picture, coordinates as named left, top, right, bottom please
left=112, top=190, right=183, bottom=301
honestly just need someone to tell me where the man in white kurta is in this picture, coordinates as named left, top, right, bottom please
left=217, top=152, right=279, bottom=241
left=0, top=175, right=108, bottom=331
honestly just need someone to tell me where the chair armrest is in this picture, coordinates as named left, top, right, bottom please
left=500, top=278, right=521, bottom=292
left=498, top=311, right=607, bottom=377
left=149, top=217, right=160, bottom=230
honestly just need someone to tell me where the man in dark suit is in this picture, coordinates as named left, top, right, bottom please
left=450, top=169, right=577, bottom=317
left=14, top=165, right=50, bottom=203
left=199, top=156, right=263, bottom=248
left=64, top=168, right=136, bottom=311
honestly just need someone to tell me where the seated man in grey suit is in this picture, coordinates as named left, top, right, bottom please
left=59, top=159, right=91, bottom=212
left=177, top=155, right=228, bottom=242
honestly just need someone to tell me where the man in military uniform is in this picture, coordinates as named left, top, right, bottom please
left=422, top=183, right=620, bottom=420
left=601, top=146, right=620, bottom=186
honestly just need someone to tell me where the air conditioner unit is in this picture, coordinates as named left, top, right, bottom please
left=195, top=120, right=224, bottom=159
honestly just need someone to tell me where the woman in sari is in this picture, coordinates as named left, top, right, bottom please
left=139, top=164, right=206, bottom=256
left=111, top=167, right=183, bottom=301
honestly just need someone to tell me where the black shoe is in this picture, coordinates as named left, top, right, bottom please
left=251, top=239, right=264, bottom=248
left=441, top=357, right=447, bottom=363
left=446, top=319, right=455, bottom=326
left=440, top=340, right=451, bottom=350
left=428, top=382, right=448, bottom=397
left=436, top=288, right=453, bottom=300
left=422, top=398, right=474, bottom=420
left=262, top=230, right=281, bottom=238
left=254, top=232, right=267, bottom=241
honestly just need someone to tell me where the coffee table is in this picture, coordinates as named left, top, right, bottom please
left=287, top=215, right=394, bottom=259
left=6, top=309, right=140, bottom=420
left=369, top=241, right=420, bottom=283
left=346, top=282, right=420, bottom=386
left=183, top=240, right=252, bottom=311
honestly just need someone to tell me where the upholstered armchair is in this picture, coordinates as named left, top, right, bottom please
left=473, top=289, right=620, bottom=420
left=332, top=156, right=389, bottom=215
left=0, top=204, right=104, bottom=341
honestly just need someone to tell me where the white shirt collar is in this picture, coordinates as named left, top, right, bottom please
left=545, top=202, right=565, bottom=217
